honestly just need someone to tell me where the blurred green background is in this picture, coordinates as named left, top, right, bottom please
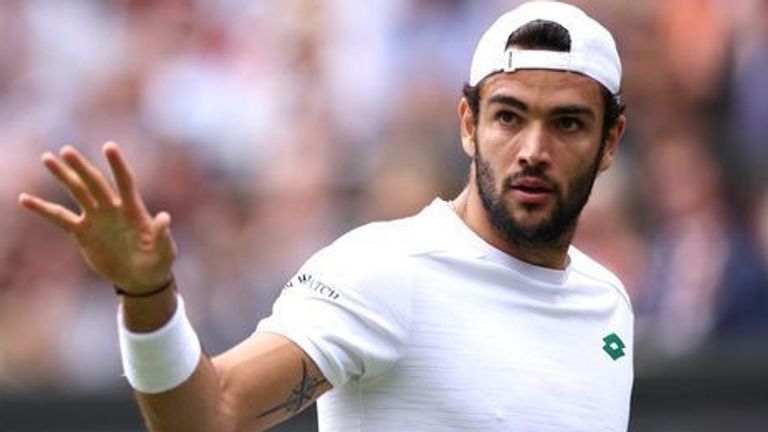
left=2, top=0, right=767, bottom=430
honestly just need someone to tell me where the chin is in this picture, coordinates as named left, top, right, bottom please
left=515, top=220, right=551, bottom=237
left=510, top=203, right=553, bottom=222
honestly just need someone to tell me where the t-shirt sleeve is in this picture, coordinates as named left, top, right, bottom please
left=254, top=244, right=413, bottom=388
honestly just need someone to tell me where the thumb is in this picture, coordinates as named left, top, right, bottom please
left=153, top=211, right=177, bottom=258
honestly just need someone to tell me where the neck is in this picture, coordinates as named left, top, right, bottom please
left=450, top=188, right=572, bottom=269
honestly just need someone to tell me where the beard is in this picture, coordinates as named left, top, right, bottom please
left=474, top=136, right=604, bottom=250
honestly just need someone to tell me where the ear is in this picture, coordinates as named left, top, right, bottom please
left=598, top=114, right=626, bottom=172
left=458, top=98, right=477, bottom=158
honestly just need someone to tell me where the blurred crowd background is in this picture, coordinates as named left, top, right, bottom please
left=1, top=0, right=767, bottom=401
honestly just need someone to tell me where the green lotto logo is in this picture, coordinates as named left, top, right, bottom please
left=602, top=333, right=626, bottom=360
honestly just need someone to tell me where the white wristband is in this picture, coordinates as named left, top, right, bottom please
left=117, top=295, right=202, bottom=394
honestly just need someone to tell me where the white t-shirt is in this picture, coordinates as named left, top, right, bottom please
left=257, top=198, right=634, bottom=431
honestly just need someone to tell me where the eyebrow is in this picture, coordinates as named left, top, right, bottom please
left=486, top=94, right=597, bottom=119
left=551, top=105, right=597, bottom=119
left=487, top=95, right=528, bottom=112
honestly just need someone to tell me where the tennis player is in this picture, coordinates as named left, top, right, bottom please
left=19, top=1, right=632, bottom=431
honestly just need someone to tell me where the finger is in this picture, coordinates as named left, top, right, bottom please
left=153, top=211, right=174, bottom=245
left=154, top=211, right=172, bottom=232
left=18, top=193, right=81, bottom=232
left=60, top=145, right=119, bottom=208
left=152, top=211, right=177, bottom=258
left=103, top=142, right=148, bottom=216
left=42, top=152, right=98, bottom=211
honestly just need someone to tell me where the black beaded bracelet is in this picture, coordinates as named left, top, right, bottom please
left=114, top=277, right=175, bottom=298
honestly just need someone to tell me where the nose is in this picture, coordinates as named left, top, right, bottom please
left=516, top=123, right=551, bottom=169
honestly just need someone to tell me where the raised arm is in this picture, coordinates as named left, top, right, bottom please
left=18, top=142, right=330, bottom=431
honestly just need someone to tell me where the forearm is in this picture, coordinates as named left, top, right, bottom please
left=118, top=282, right=330, bottom=432
left=134, top=355, right=233, bottom=432
left=119, top=288, right=235, bottom=432
left=124, top=324, right=329, bottom=432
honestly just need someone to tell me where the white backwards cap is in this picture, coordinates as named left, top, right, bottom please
left=469, top=1, right=622, bottom=94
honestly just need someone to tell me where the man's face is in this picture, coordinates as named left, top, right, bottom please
left=462, top=70, right=619, bottom=249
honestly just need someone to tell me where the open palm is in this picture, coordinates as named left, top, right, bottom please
left=18, top=142, right=176, bottom=294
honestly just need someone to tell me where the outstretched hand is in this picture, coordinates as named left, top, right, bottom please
left=18, top=142, right=177, bottom=294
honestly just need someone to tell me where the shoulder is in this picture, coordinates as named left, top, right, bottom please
left=568, top=246, right=633, bottom=311
left=295, top=213, right=431, bottom=294
left=310, top=210, right=436, bottom=269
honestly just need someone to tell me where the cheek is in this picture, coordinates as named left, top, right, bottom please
left=475, top=145, right=506, bottom=193
left=563, top=153, right=602, bottom=194
left=476, top=132, right=515, bottom=169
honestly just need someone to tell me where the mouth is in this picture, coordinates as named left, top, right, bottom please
left=508, top=177, right=554, bottom=204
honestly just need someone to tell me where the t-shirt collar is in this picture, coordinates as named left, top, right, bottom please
left=424, top=198, right=571, bottom=286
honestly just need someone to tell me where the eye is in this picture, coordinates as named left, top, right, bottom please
left=554, top=117, right=584, bottom=133
left=496, top=110, right=520, bottom=126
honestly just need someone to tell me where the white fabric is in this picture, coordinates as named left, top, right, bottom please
left=118, top=296, right=202, bottom=394
left=469, top=1, right=622, bottom=94
left=257, top=199, right=634, bottom=431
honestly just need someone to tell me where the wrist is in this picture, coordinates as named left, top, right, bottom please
left=114, top=274, right=175, bottom=297
left=118, top=294, right=202, bottom=393
left=115, top=276, right=175, bottom=298
left=121, top=279, right=179, bottom=333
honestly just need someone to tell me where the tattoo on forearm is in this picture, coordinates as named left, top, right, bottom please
left=256, top=360, right=327, bottom=418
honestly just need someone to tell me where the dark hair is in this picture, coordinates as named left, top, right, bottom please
left=462, top=19, right=625, bottom=142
